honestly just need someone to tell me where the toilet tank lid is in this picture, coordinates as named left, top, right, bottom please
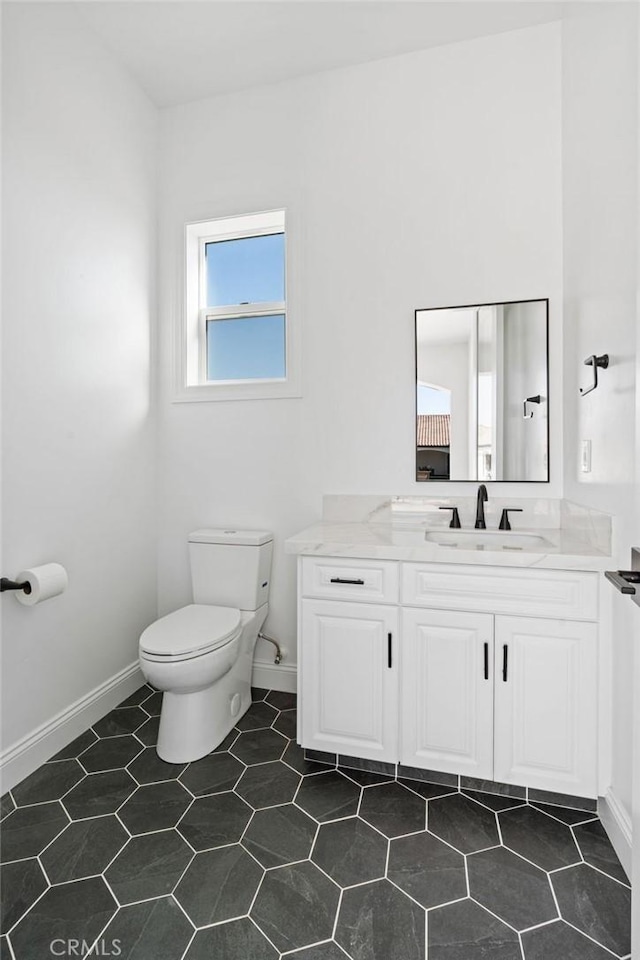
left=189, top=528, right=273, bottom=546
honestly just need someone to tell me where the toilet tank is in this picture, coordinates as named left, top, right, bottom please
left=188, top=529, right=273, bottom=610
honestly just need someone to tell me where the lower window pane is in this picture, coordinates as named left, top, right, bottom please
left=207, top=314, right=286, bottom=381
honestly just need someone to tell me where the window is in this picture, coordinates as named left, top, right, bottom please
left=177, top=209, right=300, bottom=401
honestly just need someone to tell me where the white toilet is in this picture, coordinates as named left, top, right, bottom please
left=138, top=528, right=273, bottom=763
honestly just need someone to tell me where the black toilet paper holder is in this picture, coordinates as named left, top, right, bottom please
left=0, top=577, right=31, bottom=595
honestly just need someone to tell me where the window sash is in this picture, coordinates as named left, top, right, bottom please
left=198, top=229, right=284, bottom=312
left=199, top=304, right=287, bottom=384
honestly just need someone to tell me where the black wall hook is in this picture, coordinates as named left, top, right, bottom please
left=523, top=395, right=541, bottom=419
left=580, top=354, right=609, bottom=396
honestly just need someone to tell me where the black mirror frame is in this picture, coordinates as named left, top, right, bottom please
left=414, top=298, right=550, bottom=484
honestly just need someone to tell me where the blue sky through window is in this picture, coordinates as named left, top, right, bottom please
left=207, top=315, right=285, bottom=381
left=417, top=384, right=451, bottom=415
left=206, top=233, right=284, bottom=306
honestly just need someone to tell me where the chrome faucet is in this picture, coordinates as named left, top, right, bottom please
left=475, top=484, right=488, bottom=529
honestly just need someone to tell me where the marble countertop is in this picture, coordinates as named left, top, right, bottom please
left=284, top=521, right=613, bottom=572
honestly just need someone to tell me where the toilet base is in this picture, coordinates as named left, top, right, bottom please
left=154, top=606, right=267, bottom=764
left=156, top=684, right=250, bottom=763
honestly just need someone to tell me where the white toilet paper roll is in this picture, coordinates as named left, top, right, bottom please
left=15, top=563, right=68, bottom=606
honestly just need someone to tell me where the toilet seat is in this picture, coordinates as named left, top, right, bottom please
left=139, top=604, right=242, bottom=662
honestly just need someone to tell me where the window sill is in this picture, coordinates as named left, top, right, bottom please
left=172, top=379, right=302, bottom=403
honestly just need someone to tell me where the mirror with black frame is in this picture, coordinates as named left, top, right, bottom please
left=415, top=299, right=549, bottom=482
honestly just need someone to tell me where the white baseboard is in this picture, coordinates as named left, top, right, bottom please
left=1, top=661, right=145, bottom=794
left=252, top=659, right=297, bottom=694
left=2, top=657, right=297, bottom=794
left=598, top=788, right=632, bottom=882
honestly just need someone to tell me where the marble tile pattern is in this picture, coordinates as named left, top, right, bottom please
left=0, top=685, right=630, bottom=960
left=324, top=493, right=611, bottom=549
left=284, top=494, right=612, bottom=569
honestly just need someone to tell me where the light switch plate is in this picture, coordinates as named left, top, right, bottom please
left=580, top=440, right=592, bottom=473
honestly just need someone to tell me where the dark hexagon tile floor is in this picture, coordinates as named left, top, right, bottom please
left=359, top=781, right=426, bottom=838
left=118, top=780, right=193, bottom=835
left=40, top=815, right=129, bottom=884
left=177, top=791, right=252, bottom=850
left=295, top=770, right=361, bottom=822
left=428, top=897, right=522, bottom=960
left=467, top=845, right=557, bottom=931
left=498, top=805, right=581, bottom=872
left=388, top=830, right=466, bottom=909
left=100, top=895, right=193, bottom=960
left=311, top=816, right=387, bottom=887
left=336, top=878, right=425, bottom=960
left=243, top=804, right=317, bottom=868
left=1, top=685, right=631, bottom=960
left=104, top=830, right=193, bottom=905
left=11, top=758, right=85, bottom=806
left=175, top=844, right=263, bottom=927
left=235, top=759, right=300, bottom=809
left=252, top=861, right=340, bottom=953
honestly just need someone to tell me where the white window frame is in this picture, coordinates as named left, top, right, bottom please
left=175, top=208, right=300, bottom=402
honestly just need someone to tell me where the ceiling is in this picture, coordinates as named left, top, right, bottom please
left=73, top=1, right=565, bottom=108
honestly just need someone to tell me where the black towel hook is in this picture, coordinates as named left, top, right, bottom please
left=580, top=354, right=609, bottom=396
left=523, top=395, right=541, bottom=419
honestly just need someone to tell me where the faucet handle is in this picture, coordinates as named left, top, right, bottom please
left=439, top=506, right=461, bottom=529
left=499, top=508, right=523, bottom=531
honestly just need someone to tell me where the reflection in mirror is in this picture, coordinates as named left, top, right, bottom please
left=415, top=300, right=549, bottom=482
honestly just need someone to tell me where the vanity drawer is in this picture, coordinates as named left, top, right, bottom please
left=301, top=557, right=399, bottom=603
left=401, top=563, right=598, bottom=621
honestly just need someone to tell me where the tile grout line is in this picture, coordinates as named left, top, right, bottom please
left=561, top=917, right=624, bottom=957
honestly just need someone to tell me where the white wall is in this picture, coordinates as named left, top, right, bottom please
left=1, top=4, right=159, bottom=751
left=502, top=301, right=548, bottom=481
left=634, top=4, right=640, bottom=928
left=158, top=23, right=563, bottom=668
left=562, top=5, right=638, bottom=828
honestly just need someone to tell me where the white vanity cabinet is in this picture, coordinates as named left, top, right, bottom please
left=297, top=556, right=600, bottom=797
left=400, top=608, right=494, bottom=780
left=492, top=616, right=597, bottom=794
left=400, top=608, right=597, bottom=795
left=298, top=557, right=399, bottom=762
left=300, top=599, right=398, bottom=762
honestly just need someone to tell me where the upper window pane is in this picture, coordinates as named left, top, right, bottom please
left=205, top=233, right=284, bottom=307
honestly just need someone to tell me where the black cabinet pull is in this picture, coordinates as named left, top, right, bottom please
left=388, top=633, right=393, bottom=668
left=483, top=642, right=489, bottom=680
left=330, top=577, right=365, bottom=585
left=502, top=645, right=508, bottom=682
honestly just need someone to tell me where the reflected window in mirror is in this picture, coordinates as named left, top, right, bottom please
left=415, top=299, right=549, bottom=482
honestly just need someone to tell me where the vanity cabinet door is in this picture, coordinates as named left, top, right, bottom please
left=493, top=616, right=598, bottom=797
left=400, top=608, right=494, bottom=779
left=300, top=599, right=398, bottom=763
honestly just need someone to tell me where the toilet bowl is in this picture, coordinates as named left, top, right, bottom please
left=138, top=528, right=273, bottom=763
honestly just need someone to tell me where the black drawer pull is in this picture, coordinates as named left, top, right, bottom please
left=330, top=577, right=365, bottom=585
left=483, top=642, right=489, bottom=680
left=388, top=633, right=393, bottom=668
left=502, top=645, right=508, bottom=682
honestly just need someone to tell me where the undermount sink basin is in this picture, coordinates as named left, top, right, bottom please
left=424, top=530, right=550, bottom=550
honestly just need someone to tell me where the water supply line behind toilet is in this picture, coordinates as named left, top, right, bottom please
left=258, top=631, right=283, bottom=665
